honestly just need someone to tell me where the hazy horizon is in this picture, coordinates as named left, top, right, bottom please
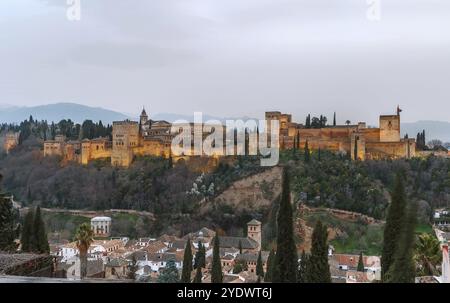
left=1, top=0, right=450, bottom=125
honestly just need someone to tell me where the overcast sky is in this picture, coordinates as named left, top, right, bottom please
left=0, top=0, right=449, bottom=125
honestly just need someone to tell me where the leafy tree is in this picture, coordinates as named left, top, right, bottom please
left=233, top=259, right=247, bottom=274
left=181, top=238, right=193, bottom=283
left=127, top=254, right=138, bottom=281
left=307, top=220, right=331, bottom=283
left=381, top=174, right=407, bottom=280
left=297, top=250, right=308, bottom=283
left=273, top=168, right=298, bottom=282
left=74, top=223, right=94, bottom=279
left=256, top=250, right=264, bottom=278
left=414, top=233, right=442, bottom=276
left=211, top=235, right=222, bottom=283
left=158, top=259, right=179, bottom=283
left=357, top=251, right=365, bottom=272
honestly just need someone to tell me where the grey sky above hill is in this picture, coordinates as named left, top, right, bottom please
left=1, top=0, right=449, bottom=125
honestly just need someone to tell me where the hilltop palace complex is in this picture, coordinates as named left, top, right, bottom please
left=3, top=107, right=417, bottom=170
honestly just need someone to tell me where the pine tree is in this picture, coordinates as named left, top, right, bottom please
left=386, top=202, right=417, bottom=283
left=381, top=173, right=407, bottom=281
left=297, top=250, right=308, bottom=283
left=357, top=251, right=364, bottom=272
left=181, top=238, right=193, bottom=283
left=273, top=168, right=298, bottom=282
left=193, top=266, right=202, bottom=283
left=0, top=189, right=17, bottom=252
left=20, top=209, right=35, bottom=252
left=211, top=235, right=222, bottom=283
left=307, top=220, right=331, bottom=283
left=34, top=206, right=49, bottom=254
left=256, top=251, right=264, bottom=279
left=304, top=140, right=310, bottom=163
left=264, top=249, right=275, bottom=282
left=157, top=259, right=179, bottom=283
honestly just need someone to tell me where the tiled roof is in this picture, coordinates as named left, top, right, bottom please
left=247, top=219, right=261, bottom=225
left=331, top=254, right=380, bottom=268
left=145, top=241, right=167, bottom=254
left=236, top=251, right=269, bottom=263
left=218, top=237, right=259, bottom=250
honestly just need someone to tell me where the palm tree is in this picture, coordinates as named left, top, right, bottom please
left=74, top=223, right=94, bottom=279
left=414, top=233, right=442, bottom=276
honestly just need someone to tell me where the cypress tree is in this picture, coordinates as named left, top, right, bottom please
left=194, top=241, right=206, bottom=269
left=333, top=112, right=336, bottom=126
left=273, top=168, right=298, bottom=282
left=181, top=238, right=193, bottom=283
left=381, top=174, right=407, bottom=281
left=307, top=220, right=331, bottom=283
left=193, top=266, right=202, bottom=283
left=20, top=209, right=35, bottom=252
left=305, top=114, right=311, bottom=129
left=256, top=251, right=264, bottom=278
left=296, top=131, right=300, bottom=150
left=297, top=250, right=308, bottom=283
left=357, top=251, right=364, bottom=272
left=264, top=249, right=275, bottom=282
left=304, top=140, right=310, bottom=163
left=34, top=206, right=49, bottom=254
left=211, top=235, right=222, bottom=283
left=0, top=189, right=17, bottom=252
left=386, top=202, right=417, bottom=283
left=238, top=240, right=243, bottom=254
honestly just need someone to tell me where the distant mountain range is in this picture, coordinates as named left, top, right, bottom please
left=1, top=103, right=449, bottom=142
left=0, top=103, right=130, bottom=124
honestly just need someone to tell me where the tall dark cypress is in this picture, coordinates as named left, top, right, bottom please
left=193, top=266, right=202, bottom=283
left=34, top=206, right=49, bottom=254
left=357, top=251, right=364, bottom=272
left=264, top=249, right=275, bottom=282
left=304, top=140, right=310, bottom=163
left=333, top=112, right=336, bottom=126
left=273, top=168, right=298, bottom=282
left=20, top=209, right=35, bottom=252
left=381, top=174, right=407, bottom=281
left=181, top=238, right=193, bottom=283
left=386, top=202, right=417, bottom=283
left=307, top=220, right=331, bottom=283
left=256, top=251, right=264, bottom=278
left=0, top=189, right=17, bottom=252
left=297, top=250, right=308, bottom=283
left=211, top=235, right=222, bottom=283
left=194, top=241, right=206, bottom=269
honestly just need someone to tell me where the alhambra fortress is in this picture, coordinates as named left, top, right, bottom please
left=3, top=107, right=419, bottom=169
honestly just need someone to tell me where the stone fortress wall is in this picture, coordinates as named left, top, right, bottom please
left=38, top=106, right=417, bottom=168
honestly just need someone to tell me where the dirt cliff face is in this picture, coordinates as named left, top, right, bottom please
left=202, top=166, right=283, bottom=213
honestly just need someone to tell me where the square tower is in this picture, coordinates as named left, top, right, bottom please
left=379, top=114, right=400, bottom=142
left=111, top=121, right=139, bottom=167
left=247, top=219, right=262, bottom=248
